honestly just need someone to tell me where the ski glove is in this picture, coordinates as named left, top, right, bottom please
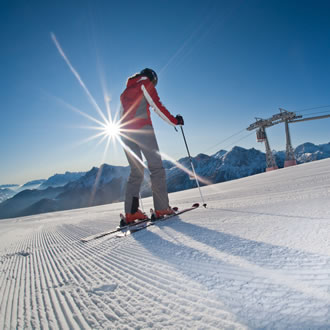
left=176, top=115, right=184, bottom=126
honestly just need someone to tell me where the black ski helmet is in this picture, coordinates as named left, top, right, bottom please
left=140, top=68, right=158, bottom=86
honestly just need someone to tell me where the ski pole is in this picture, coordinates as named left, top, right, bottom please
left=179, top=126, right=207, bottom=208
left=139, top=193, right=145, bottom=213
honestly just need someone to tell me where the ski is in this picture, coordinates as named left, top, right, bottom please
left=81, top=216, right=150, bottom=242
left=81, top=203, right=199, bottom=242
left=116, top=203, right=199, bottom=237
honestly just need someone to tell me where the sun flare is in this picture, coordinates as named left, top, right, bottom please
left=103, top=121, right=121, bottom=139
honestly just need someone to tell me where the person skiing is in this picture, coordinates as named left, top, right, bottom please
left=120, top=68, right=184, bottom=224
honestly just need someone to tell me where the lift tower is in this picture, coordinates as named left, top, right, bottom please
left=248, top=108, right=330, bottom=171
left=274, top=109, right=302, bottom=167
left=247, top=118, right=278, bottom=172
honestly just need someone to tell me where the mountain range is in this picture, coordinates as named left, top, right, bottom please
left=1, top=141, right=330, bottom=219
left=0, top=172, right=86, bottom=203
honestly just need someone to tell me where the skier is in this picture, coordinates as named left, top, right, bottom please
left=120, top=68, right=184, bottom=224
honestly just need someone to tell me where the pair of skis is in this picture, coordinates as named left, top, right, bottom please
left=81, top=203, right=199, bottom=243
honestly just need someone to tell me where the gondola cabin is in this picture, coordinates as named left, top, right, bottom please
left=256, top=128, right=266, bottom=142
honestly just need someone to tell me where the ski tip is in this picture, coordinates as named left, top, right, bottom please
left=192, top=203, right=200, bottom=208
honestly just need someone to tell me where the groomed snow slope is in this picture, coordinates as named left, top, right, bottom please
left=1, top=158, right=330, bottom=329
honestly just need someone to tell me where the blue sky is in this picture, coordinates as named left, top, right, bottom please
left=1, top=0, right=330, bottom=184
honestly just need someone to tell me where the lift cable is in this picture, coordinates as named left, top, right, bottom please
left=220, top=131, right=255, bottom=152
left=294, top=110, right=330, bottom=117
left=203, top=128, right=247, bottom=154
left=294, top=105, right=330, bottom=114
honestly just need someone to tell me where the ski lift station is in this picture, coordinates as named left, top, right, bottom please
left=247, top=108, right=330, bottom=172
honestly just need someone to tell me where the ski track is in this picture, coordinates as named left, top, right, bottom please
left=59, top=224, right=239, bottom=328
left=0, top=217, right=245, bottom=329
left=1, top=215, right=330, bottom=329
left=1, top=159, right=330, bottom=328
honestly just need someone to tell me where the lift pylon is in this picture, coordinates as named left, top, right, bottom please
left=277, top=109, right=301, bottom=167
left=284, top=120, right=297, bottom=167
left=247, top=118, right=278, bottom=172
left=260, top=127, right=279, bottom=171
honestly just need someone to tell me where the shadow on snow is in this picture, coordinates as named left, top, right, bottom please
left=134, top=216, right=330, bottom=329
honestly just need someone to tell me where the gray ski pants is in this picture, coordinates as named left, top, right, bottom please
left=121, top=126, right=169, bottom=214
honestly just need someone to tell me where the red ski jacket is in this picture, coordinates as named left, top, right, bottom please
left=120, top=75, right=178, bottom=130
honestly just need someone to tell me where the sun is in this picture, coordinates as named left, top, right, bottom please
left=103, top=120, right=121, bottom=139
left=51, top=32, right=125, bottom=162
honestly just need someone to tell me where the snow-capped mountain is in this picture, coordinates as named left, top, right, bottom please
left=39, top=171, right=86, bottom=189
left=1, top=142, right=330, bottom=219
left=0, top=172, right=88, bottom=204
left=295, top=142, right=330, bottom=162
left=21, top=179, right=46, bottom=190
left=0, top=181, right=45, bottom=197
left=0, top=184, right=19, bottom=189
left=275, top=142, right=330, bottom=167
left=0, top=165, right=130, bottom=219
left=164, top=146, right=265, bottom=193
left=64, top=166, right=128, bottom=190
left=0, top=188, right=15, bottom=203
left=0, top=186, right=65, bottom=219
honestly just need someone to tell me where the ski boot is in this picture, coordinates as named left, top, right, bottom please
left=150, top=206, right=178, bottom=221
left=120, top=209, right=148, bottom=227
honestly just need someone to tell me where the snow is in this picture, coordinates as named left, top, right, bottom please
left=1, top=158, right=330, bottom=329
